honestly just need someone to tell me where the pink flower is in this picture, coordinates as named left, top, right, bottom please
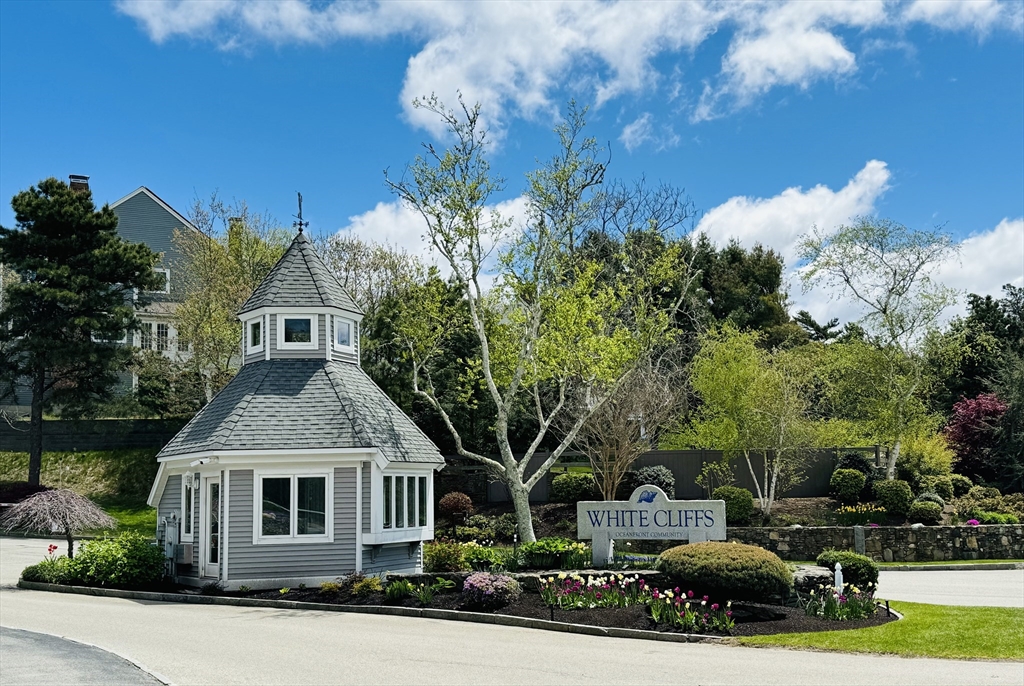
left=868, top=523, right=880, bottom=528
left=967, top=519, right=980, bottom=526
left=726, top=611, right=733, bottom=617
left=702, top=595, right=709, bottom=602
left=687, top=590, right=693, bottom=598
left=711, top=603, right=719, bottom=611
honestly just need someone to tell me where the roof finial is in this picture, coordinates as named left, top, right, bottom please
left=293, top=192, right=309, bottom=234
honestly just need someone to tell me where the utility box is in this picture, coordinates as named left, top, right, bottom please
left=175, top=543, right=193, bottom=564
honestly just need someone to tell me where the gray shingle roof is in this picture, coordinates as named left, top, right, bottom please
left=157, top=359, right=443, bottom=463
left=238, top=231, right=362, bottom=315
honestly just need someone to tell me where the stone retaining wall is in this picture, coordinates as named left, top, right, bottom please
left=726, top=525, right=1023, bottom=562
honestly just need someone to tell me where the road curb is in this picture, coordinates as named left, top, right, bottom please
left=16, top=580, right=724, bottom=645
left=879, top=562, right=1024, bottom=571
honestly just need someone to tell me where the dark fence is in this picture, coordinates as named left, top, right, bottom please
left=0, top=419, right=186, bottom=453
left=446, top=447, right=881, bottom=504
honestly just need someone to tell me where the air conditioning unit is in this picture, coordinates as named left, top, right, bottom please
left=174, top=543, right=193, bottom=564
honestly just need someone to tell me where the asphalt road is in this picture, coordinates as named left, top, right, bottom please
left=0, top=627, right=163, bottom=686
left=877, top=568, right=1024, bottom=608
left=2, top=538, right=1022, bottom=686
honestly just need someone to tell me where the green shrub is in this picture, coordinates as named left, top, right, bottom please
left=620, top=465, right=675, bottom=498
left=953, top=489, right=1024, bottom=521
left=492, top=513, right=518, bottom=541
left=873, top=480, right=914, bottom=517
left=438, top=492, right=473, bottom=519
left=815, top=550, right=879, bottom=588
left=423, top=540, right=469, bottom=572
left=921, top=476, right=954, bottom=502
left=73, top=531, right=165, bottom=589
left=656, top=542, right=793, bottom=601
left=319, top=580, right=341, bottom=595
left=385, top=579, right=415, bottom=600
left=713, top=486, right=755, bottom=525
left=968, top=485, right=1002, bottom=499
left=895, top=433, right=955, bottom=492
left=835, top=452, right=875, bottom=475
left=975, top=511, right=1020, bottom=525
left=550, top=472, right=597, bottom=503
left=352, top=576, right=383, bottom=596
left=908, top=501, right=943, bottom=525
left=830, top=469, right=867, bottom=505
left=20, top=556, right=80, bottom=585
left=462, top=543, right=497, bottom=571
left=950, top=474, right=973, bottom=497
left=915, top=491, right=946, bottom=508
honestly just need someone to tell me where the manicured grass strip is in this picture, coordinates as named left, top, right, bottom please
left=91, top=496, right=156, bottom=538
left=739, top=601, right=1024, bottom=660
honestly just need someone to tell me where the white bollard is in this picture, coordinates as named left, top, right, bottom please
left=834, top=561, right=844, bottom=593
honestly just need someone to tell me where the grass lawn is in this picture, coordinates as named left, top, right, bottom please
left=91, top=496, right=156, bottom=537
left=740, top=601, right=1024, bottom=660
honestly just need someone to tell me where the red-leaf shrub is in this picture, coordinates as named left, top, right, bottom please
left=944, top=393, right=1008, bottom=483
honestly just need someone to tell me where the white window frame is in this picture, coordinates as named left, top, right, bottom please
left=332, top=316, right=355, bottom=353
left=180, top=472, right=195, bottom=542
left=149, top=268, right=171, bottom=295
left=247, top=319, right=264, bottom=354
left=253, top=469, right=334, bottom=545
left=379, top=471, right=430, bottom=534
left=276, top=314, right=317, bottom=350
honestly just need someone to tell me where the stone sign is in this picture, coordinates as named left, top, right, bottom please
left=577, top=485, right=727, bottom=565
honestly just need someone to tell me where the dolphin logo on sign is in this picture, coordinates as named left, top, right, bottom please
left=636, top=490, right=657, bottom=504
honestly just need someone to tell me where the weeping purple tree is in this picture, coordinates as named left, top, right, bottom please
left=0, top=489, right=115, bottom=558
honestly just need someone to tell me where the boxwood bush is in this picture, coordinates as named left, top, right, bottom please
left=619, top=465, right=675, bottom=499
left=550, top=472, right=597, bottom=503
left=712, top=486, right=755, bottom=526
left=921, top=476, right=954, bottom=502
left=656, top=542, right=792, bottom=601
left=830, top=468, right=867, bottom=505
left=908, top=501, right=943, bottom=525
left=815, top=550, right=879, bottom=588
left=950, top=474, right=973, bottom=497
left=915, top=491, right=946, bottom=508
left=873, top=479, right=914, bottom=516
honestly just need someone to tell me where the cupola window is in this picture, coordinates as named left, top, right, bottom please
left=277, top=314, right=317, bottom=350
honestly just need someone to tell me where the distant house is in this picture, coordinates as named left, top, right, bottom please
left=147, top=229, right=444, bottom=589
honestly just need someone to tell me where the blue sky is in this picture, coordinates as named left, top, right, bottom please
left=1, top=0, right=1022, bottom=322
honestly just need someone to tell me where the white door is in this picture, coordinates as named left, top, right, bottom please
left=202, top=476, right=221, bottom=578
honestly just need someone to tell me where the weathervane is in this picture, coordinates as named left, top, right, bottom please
left=293, top=192, right=309, bottom=234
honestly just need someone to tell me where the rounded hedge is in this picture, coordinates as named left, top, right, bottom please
left=836, top=453, right=875, bottom=475
left=922, top=476, right=954, bottom=502
left=620, top=465, right=676, bottom=499
left=438, top=492, right=474, bottom=518
left=830, top=468, right=867, bottom=505
left=73, top=531, right=165, bottom=589
left=873, top=479, right=914, bottom=517
left=908, top=501, right=943, bottom=525
left=815, top=550, right=879, bottom=588
left=550, top=472, right=597, bottom=503
left=950, top=474, right=973, bottom=498
left=915, top=491, right=946, bottom=508
left=713, top=486, right=755, bottom=526
left=656, top=541, right=792, bottom=601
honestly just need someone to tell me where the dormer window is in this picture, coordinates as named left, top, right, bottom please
left=333, top=316, right=353, bottom=351
left=248, top=319, right=263, bottom=354
left=277, top=314, right=317, bottom=350
left=149, top=268, right=170, bottom=294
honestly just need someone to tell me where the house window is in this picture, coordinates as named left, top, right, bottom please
left=256, top=472, right=332, bottom=543
left=180, top=473, right=194, bottom=542
left=156, top=323, right=169, bottom=352
left=149, top=268, right=170, bottom=294
left=140, top=322, right=153, bottom=350
left=382, top=474, right=427, bottom=531
left=277, top=314, right=317, bottom=350
left=333, top=317, right=352, bottom=350
left=248, top=319, right=263, bottom=354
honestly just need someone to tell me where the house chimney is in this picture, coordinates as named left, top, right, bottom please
left=69, top=175, right=90, bottom=192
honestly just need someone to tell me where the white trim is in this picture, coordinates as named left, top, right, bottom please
left=222, top=469, right=230, bottom=581
left=201, top=475, right=221, bottom=578
left=355, top=463, right=363, bottom=573
left=147, top=463, right=166, bottom=507
left=362, top=528, right=434, bottom=545
left=148, top=268, right=171, bottom=295
left=331, top=316, right=356, bottom=355
left=374, top=469, right=433, bottom=537
left=239, top=305, right=364, bottom=323
left=158, top=447, right=383, bottom=464
left=263, top=313, right=270, bottom=361
left=246, top=318, right=264, bottom=355
left=180, top=473, right=195, bottom=543
left=276, top=314, right=317, bottom=350
left=110, top=186, right=199, bottom=233
left=252, top=468, right=334, bottom=545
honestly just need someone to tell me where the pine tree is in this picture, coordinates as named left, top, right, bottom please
left=0, top=177, right=163, bottom=484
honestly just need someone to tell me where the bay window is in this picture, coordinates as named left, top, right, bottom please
left=381, top=473, right=428, bottom=530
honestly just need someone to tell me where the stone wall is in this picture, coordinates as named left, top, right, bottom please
left=726, top=525, right=1023, bottom=562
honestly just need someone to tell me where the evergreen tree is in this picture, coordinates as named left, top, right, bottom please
left=0, top=177, right=162, bottom=484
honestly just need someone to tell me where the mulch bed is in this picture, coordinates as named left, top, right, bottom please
left=243, top=587, right=897, bottom=637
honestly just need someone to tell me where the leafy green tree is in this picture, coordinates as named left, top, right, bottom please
left=793, top=310, right=841, bottom=342
left=0, top=177, right=163, bottom=484
left=386, top=97, right=692, bottom=540
left=799, top=217, right=960, bottom=478
left=172, top=194, right=289, bottom=400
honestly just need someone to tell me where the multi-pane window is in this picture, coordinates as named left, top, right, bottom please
left=140, top=322, right=153, bottom=350
left=382, top=474, right=428, bottom=530
left=258, top=473, right=330, bottom=541
left=156, top=323, right=169, bottom=352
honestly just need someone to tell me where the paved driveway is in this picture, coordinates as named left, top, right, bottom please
left=2, top=539, right=1022, bottom=686
left=1, top=627, right=163, bottom=686
left=877, top=569, right=1024, bottom=608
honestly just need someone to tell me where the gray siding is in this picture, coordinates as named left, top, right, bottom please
left=157, top=474, right=183, bottom=533
left=362, top=464, right=370, bottom=534
left=226, top=468, right=356, bottom=580
left=111, top=191, right=188, bottom=304
left=329, top=320, right=360, bottom=365
left=243, top=316, right=267, bottom=365
left=267, top=314, right=328, bottom=360
left=362, top=542, right=422, bottom=574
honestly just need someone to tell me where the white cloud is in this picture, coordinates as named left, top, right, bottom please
left=116, top=0, right=1023, bottom=134
left=619, top=113, right=681, bottom=153
left=935, top=217, right=1024, bottom=316
left=695, top=159, right=892, bottom=265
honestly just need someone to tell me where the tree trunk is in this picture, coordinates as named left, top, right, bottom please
left=508, top=480, right=536, bottom=543
left=66, top=529, right=75, bottom=559
left=886, top=439, right=902, bottom=480
left=28, top=366, right=44, bottom=486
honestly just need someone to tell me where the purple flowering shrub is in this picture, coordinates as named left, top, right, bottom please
left=461, top=572, right=521, bottom=609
